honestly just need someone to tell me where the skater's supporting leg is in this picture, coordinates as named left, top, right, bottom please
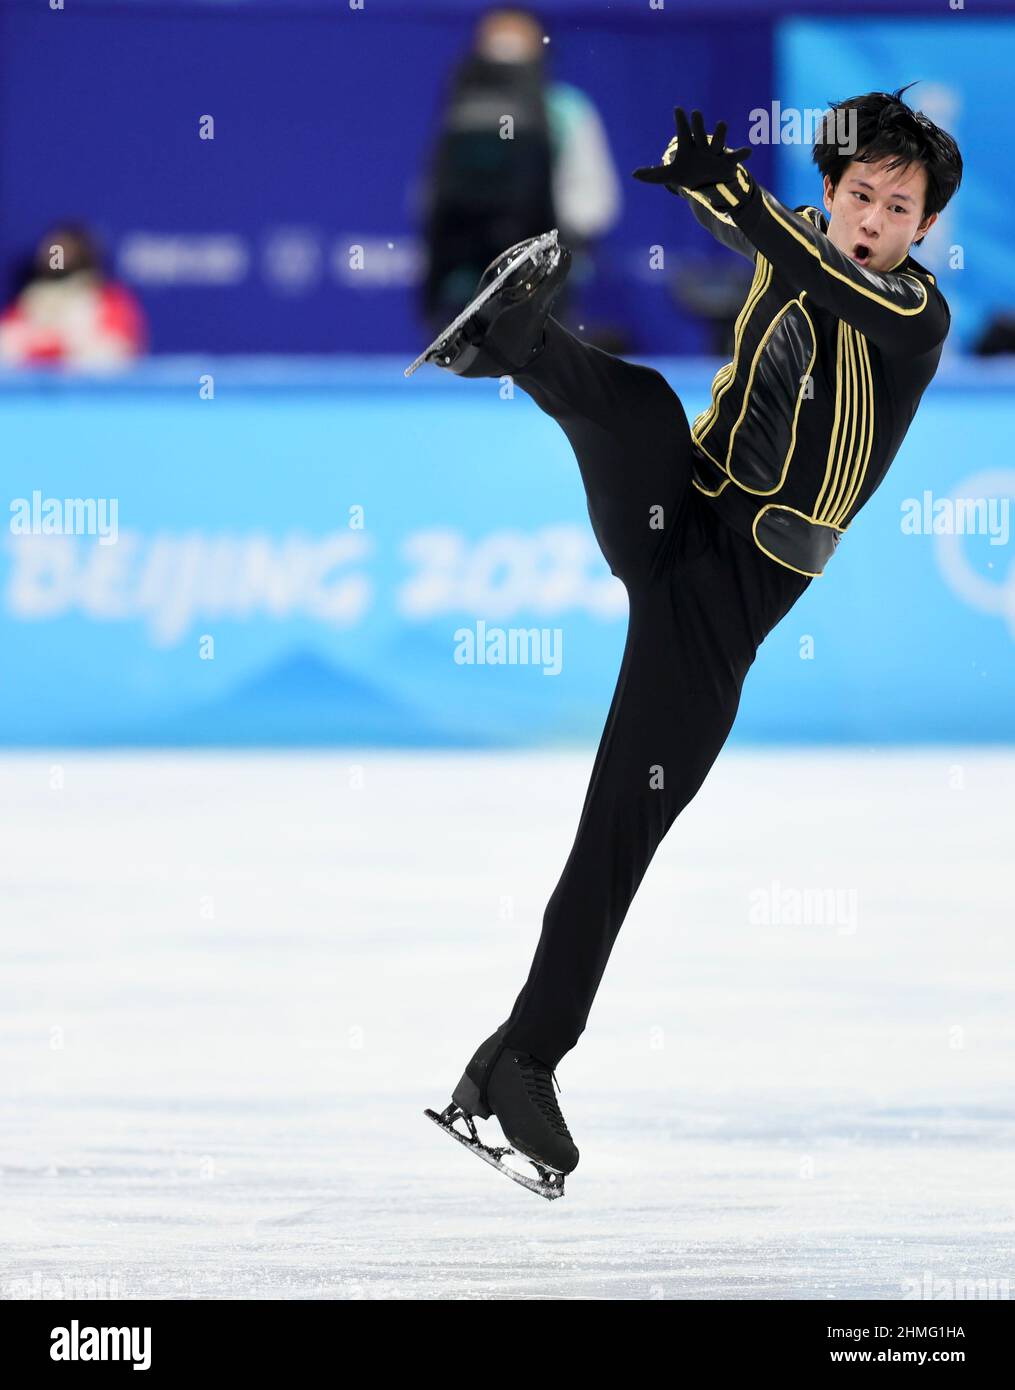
left=500, top=508, right=808, bottom=1071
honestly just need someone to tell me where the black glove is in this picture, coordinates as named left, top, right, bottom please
left=633, top=107, right=751, bottom=192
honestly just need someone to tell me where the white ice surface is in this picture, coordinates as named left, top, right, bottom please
left=1, top=749, right=1013, bottom=1300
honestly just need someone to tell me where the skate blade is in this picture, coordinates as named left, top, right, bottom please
left=404, top=230, right=560, bottom=379
left=424, top=1104, right=566, bottom=1200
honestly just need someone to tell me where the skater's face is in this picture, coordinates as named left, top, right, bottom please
left=822, top=156, right=937, bottom=274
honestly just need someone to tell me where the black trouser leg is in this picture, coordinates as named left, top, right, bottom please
left=501, top=584, right=747, bottom=1069
left=512, top=317, right=692, bottom=588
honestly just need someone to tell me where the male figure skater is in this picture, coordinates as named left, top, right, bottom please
left=416, top=88, right=962, bottom=1195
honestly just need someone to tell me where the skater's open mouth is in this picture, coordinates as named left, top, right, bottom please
left=851, top=243, right=873, bottom=265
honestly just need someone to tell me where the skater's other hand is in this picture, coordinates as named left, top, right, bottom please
left=632, top=108, right=752, bottom=192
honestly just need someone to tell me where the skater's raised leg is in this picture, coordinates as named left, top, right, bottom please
left=514, top=314, right=694, bottom=589
left=412, top=229, right=696, bottom=586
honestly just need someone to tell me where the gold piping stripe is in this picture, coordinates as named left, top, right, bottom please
left=828, top=325, right=856, bottom=522
left=825, top=325, right=860, bottom=522
left=691, top=362, right=735, bottom=436
left=842, top=333, right=876, bottom=521
left=691, top=474, right=731, bottom=498
left=683, top=185, right=739, bottom=228
left=832, top=332, right=875, bottom=525
left=724, top=295, right=818, bottom=495
left=811, top=322, right=875, bottom=528
left=692, top=256, right=773, bottom=452
left=813, top=320, right=845, bottom=520
left=693, top=358, right=748, bottom=443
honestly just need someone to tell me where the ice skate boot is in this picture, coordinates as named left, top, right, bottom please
left=425, top=1022, right=579, bottom=1200
left=404, top=229, right=571, bottom=379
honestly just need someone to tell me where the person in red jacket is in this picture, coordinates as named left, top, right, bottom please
left=0, top=223, right=146, bottom=367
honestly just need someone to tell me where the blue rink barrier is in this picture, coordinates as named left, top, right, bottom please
left=1, top=357, right=1013, bottom=747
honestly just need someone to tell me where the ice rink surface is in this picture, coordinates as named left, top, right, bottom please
left=1, top=748, right=1012, bottom=1301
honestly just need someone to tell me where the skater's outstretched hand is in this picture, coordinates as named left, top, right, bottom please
left=632, top=107, right=751, bottom=193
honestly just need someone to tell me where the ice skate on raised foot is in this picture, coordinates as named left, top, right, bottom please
left=424, top=1023, right=579, bottom=1200
left=404, top=229, right=571, bottom=379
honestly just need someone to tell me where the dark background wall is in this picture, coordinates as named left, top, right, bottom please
left=0, top=0, right=1006, bottom=353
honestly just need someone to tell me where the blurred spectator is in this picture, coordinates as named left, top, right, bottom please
left=0, top=223, right=146, bottom=368
left=421, top=5, right=621, bottom=333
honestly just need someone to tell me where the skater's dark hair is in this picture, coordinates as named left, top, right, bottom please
left=811, top=83, right=962, bottom=245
